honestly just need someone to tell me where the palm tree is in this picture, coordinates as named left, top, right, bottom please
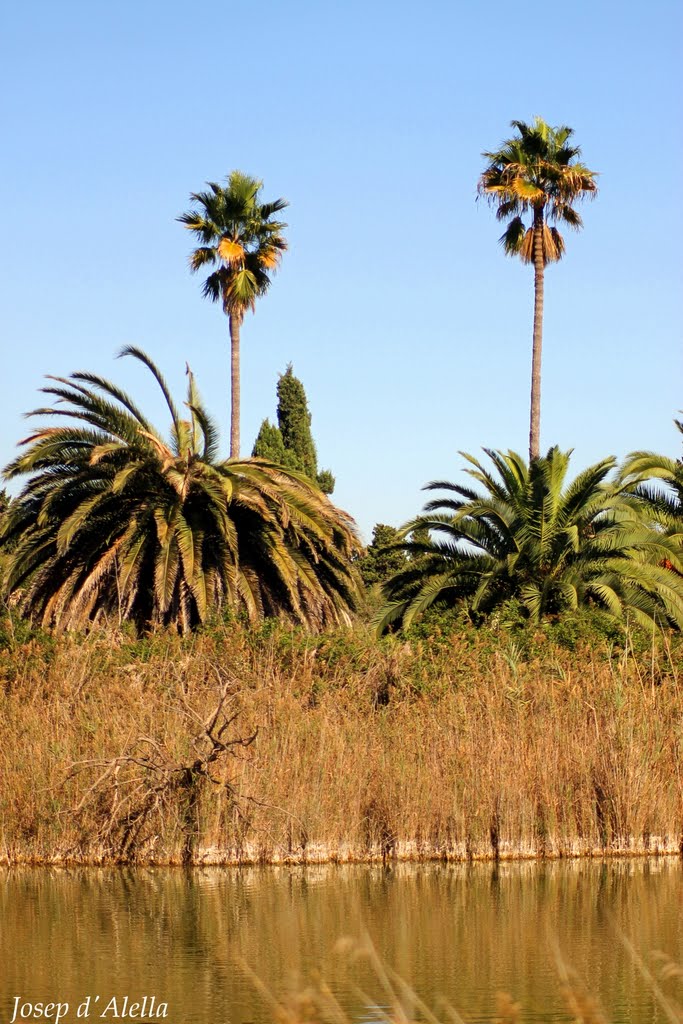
left=1, top=349, right=361, bottom=633
left=376, top=448, right=683, bottom=634
left=178, top=171, right=288, bottom=458
left=478, top=118, right=597, bottom=461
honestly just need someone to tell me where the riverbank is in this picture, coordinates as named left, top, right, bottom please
left=1, top=616, right=682, bottom=865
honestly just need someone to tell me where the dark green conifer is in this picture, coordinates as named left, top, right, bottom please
left=277, top=366, right=317, bottom=478
left=252, top=365, right=335, bottom=493
left=252, top=418, right=287, bottom=463
left=358, top=524, right=408, bottom=588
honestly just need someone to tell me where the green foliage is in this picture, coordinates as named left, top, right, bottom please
left=277, top=366, right=317, bottom=477
left=0, top=605, right=42, bottom=651
left=396, top=598, right=675, bottom=671
left=541, top=606, right=628, bottom=652
left=377, top=447, right=683, bottom=635
left=178, top=171, right=288, bottom=318
left=252, top=418, right=287, bottom=463
left=252, top=364, right=335, bottom=494
left=478, top=117, right=597, bottom=267
left=315, top=469, right=336, bottom=495
left=1, top=350, right=362, bottom=634
left=358, top=524, right=409, bottom=588
left=619, top=414, right=683, bottom=530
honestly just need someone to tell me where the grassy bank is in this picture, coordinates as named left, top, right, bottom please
left=1, top=612, right=682, bottom=864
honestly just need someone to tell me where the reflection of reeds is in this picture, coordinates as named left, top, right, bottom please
left=1, top=623, right=683, bottom=862
left=248, top=935, right=683, bottom=1024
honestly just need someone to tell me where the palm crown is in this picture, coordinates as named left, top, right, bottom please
left=479, top=117, right=597, bottom=263
left=178, top=171, right=288, bottom=314
left=1, top=349, right=361, bottom=633
left=377, top=447, right=683, bottom=634
left=178, top=171, right=288, bottom=457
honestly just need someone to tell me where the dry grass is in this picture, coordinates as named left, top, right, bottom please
left=1, top=616, right=682, bottom=864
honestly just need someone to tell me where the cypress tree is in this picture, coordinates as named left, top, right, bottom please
left=277, top=365, right=317, bottom=478
left=252, top=365, right=335, bottom=494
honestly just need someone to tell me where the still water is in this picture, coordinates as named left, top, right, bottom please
left=1, top=860, right=682, bottom=1023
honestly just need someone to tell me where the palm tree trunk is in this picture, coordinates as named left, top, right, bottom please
left=229, top=313, right=241, bottom=458
left=529, top=207, right=545, bottom=463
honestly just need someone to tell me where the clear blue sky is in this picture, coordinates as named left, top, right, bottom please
left=2, top=0, right=681, bottom=540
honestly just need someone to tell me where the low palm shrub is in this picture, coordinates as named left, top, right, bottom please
left=1, top=349, right=361, bottom=632
left=377, top=447, right=683, bottom=633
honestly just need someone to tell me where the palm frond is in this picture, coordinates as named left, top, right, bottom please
left=480, top=118, right=597, bottom=266
left=118, top=346, right=181, bottom=438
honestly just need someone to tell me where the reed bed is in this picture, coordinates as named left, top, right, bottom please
left=1, top=615, right=682, bottom=864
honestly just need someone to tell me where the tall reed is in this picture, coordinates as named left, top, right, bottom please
left=1, top=616, right=681, bottom=863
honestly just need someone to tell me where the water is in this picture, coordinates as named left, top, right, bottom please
left=1, top=860, right=682, bottom=1023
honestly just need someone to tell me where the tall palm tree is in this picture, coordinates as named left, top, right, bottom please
left=1, top=349, right=361, bottom=633
left=376, top=448, right=683, bottom=634
left=178, top=171, right=288, bottom=458
left=479, top=118, right=597, bottom=461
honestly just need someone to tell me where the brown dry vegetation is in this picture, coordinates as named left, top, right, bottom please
left=1, top=614, right=683, bottom=865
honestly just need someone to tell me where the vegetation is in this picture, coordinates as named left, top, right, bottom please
left=2, top=131, right=683, bottom=879
left=479, top=118, right=597, bottom=461
left=0, top=349, right=361, bottom=633
left=358, top=523, right=408, bottom=589
left=377, top=447, right=683, bottom=634
left=2, top=614, right=683, bottom=865
left=253, top=364, right=335, bottom=493
left=619, top=416, right=683, bottom=531
left=178, top=171, right=288, bottom=458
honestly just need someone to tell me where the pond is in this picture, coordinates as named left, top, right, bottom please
left=1, top=860, right=682, bottom=1023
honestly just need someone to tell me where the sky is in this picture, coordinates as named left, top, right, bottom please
left=2, top=0, right=681, bottom=541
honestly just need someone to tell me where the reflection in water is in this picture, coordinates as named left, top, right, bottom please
left=1, top=861, right=682, bottom=1023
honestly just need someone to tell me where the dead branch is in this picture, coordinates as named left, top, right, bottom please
left=62, top=677, right=258, bottom=862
